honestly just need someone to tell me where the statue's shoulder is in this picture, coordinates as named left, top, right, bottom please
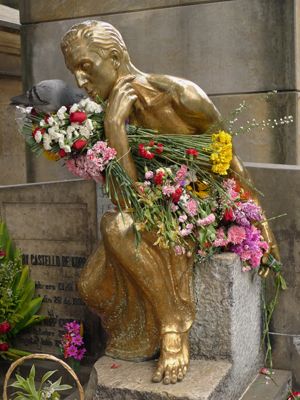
left=145, top=73, right=213, bottom=111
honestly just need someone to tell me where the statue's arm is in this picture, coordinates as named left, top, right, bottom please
left=104, top=75, right=138, bottom=205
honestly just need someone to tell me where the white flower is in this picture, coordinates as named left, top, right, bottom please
left=62, top=145, right=71, bottom=153
left=57, top=106, right=67, bottom=120
left=156, top=167, right=172, bottom=175
left=79, top=125, right=91, bottom=139
left=58, top=138, right=65, bottom=148
left=40, top=119, right=45, bottom=127
left=47, top=116, right=56, bottom=126
left=185, top=170, right=197, bottom=185
left=70, top=103, right=79, bottom=113
left=73, top=130, right=79, bottom=137
left=44, top=142, right=52, bottom=151
left=35, top=130, right=43, bottom=143
left=7, top=288, right=12, bottom=297
left=85, top=119, right=93, bottom=131
left=67, top=126, right=75, bottom=135
left=79, top=98, right=89, bottom=108
left=71, top=122, right=79, bottom=129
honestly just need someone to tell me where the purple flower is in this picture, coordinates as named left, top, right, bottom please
left=67, top=345, right=78, bottom=357
left=241, top=201, right=262, bottom=221
left=74, top=348, right=86, bottom=361
left=70, top=321, right=81, bottom=333
left=72, top=335, right=83, bottom=346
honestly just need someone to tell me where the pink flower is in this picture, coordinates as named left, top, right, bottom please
left=227, top=225, right=246, bottom=245
left=185, top=199, right=197, bottom=217
left=162, top=185, right=176, bottom=197
left=240, top=250, right=252, bottom=261
left=144, top=181, right=151, bottom=186
left=145, top=171, right=153, bottom=179
left=178, top=213, right=187, bottom=223
left=171, top=203, right=179, bottom=212
left=197, top=213, right=216, bottom=227
left=250, top=251, right=263, bottom=267
left=213, top=227, right=229, bottom=247
left=175, top=164, right=188, bottom=182
left=260, top=241, right=269, bottom=251
left=93, top=141, right=107, bottom=153
left=103, top=147, right=117, bottom=163
left=175, top=245, right=183, bottom=255
left=72, top=335, right=83, bottom=346
left=242, top=266, right=251, bottom=272
left=0, top=251, right=6, bottom=257
left=186, top=223, right=193, bottom=230
left=74, top=348, right=86, bottom=361
left=198, top=249, right=206, bottom=257
left=67, top=345, right=78, bottom=357
left=180, top=228, right=191, bottom=237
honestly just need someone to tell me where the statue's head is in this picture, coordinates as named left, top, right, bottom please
left=61, top=20, right=130, bottom=101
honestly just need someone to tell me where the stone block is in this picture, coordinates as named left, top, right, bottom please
left=82, top=253, right=263, bottom=399
left=20, top=0, right=297, bottom=96
left=85, top=356, right=232, bottom=400
left=246, top=163, right=300, bottom=389
left=211, top=91, right=299, bottom=165
left=269, top=334, right=300, bottom=389
left=19, top=0, right=233, bottom=24
left=0, top=104, right=26, bottom=185
left=241, top=369, right=292, bottom=400
left=0, top=180, right=102, bottom=359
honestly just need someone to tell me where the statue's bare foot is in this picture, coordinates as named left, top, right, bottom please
left=152, top=331, right=190, bottom=384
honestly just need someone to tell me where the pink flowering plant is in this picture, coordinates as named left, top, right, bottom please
left=59, top=320, right=86, bottom=361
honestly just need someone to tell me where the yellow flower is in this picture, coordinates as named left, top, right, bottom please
left=43, top=151, right=61, bottom=162
left=209, top=130, right=232, bottom=175
left=186, top=180, right=210, bottom=198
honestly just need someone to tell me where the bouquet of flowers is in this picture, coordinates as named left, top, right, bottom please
left=18, top=93, right=290, bottom=270
left=59, top=320, right=86, bottom=362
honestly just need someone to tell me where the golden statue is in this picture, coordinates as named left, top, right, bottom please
left=61, top=20, right=279, bottom=384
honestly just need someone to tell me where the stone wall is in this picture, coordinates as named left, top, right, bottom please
left=17, top=0, right=300, bottom=390
left=0, top=5, right=26, bottom=185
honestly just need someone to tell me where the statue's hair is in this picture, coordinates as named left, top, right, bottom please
left=61, top=20, right=130, bottom=65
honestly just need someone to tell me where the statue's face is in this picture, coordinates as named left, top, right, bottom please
left=64, top=38, right=118, bottom=101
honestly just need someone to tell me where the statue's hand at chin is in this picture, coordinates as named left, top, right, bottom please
left=105, top=74, right=137, bottom=130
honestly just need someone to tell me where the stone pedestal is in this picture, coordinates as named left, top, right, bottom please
left=84, top=253, right=263, bottom=400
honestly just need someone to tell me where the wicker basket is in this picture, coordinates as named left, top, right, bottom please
left=2, top=353, right=84, bottom=400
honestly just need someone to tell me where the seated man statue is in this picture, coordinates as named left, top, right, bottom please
left=61, top=20, right=279, bottom=385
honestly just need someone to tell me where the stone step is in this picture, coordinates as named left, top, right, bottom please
left=240, top=369, right=292, bottom=400
left=84, top=356, right=234, bottom=400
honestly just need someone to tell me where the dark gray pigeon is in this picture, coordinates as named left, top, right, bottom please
left=10, top=79, right=86, bottom=113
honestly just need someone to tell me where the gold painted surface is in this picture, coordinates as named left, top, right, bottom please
left=61, top=20, right=279, bottom=384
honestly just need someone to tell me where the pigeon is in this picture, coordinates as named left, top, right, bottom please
left=10, top=79, right=86, bottom=113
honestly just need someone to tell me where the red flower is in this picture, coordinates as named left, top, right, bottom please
left=172, top=188, right=183, bottom=202
left=59, top=149, right=67, bottom=157
left=240, top=191, right=251, bottom=201
left=0, top=343, right=9, bottom=352
left=234, top=185, right=241, bottom=193
left=0, top=251, right=6, bottom=257
left=69, top=112, right=87, bottom=123
left=186, top=149, right=198, bottom=157
left=30, top=108, right=37, bottom=116
left=45, top=114, right=51, bottom=123
left=154, top=171, right=166, bottom=185
left=204, top=241, right=212, bottom=249
left=135, top=184, right=145, bottom=195
left=147, top=141, right=155, bottom=147
left=138, top=143, right=154, bottom=159
left=32, top=128, right=45, bottom=138
left=224, top=208, right=235, bottom=221
left=0, top=322, right=11, bottom=334
left=156, top=143, right=164, bottom=153
left=73, top=138, right=87, bottom=150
